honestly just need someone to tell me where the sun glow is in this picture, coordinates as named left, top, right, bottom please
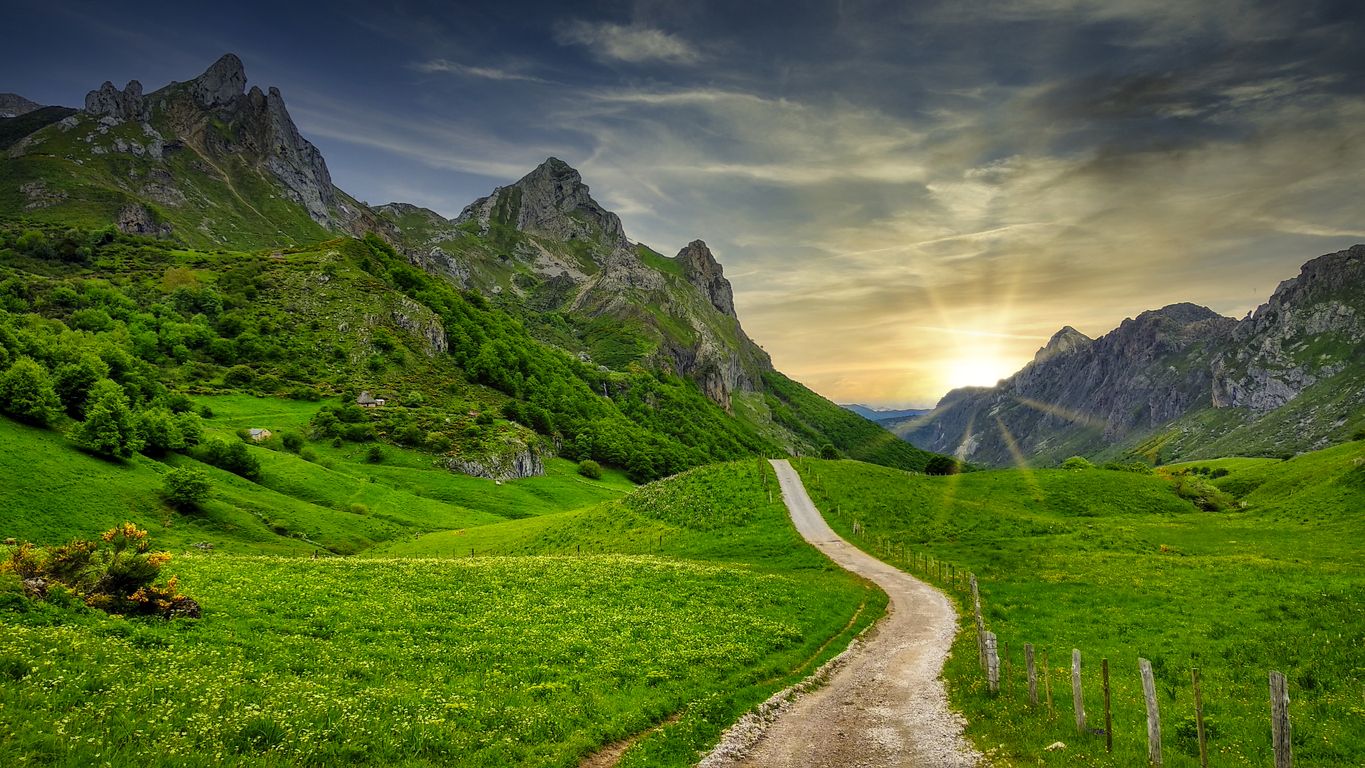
left=944, top=355, right=1011, bottom=391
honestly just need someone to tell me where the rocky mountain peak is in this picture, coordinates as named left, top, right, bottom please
left=0, top=93, right=42, bottom=118
left=678, top=239, right=737, bottom=318
left=1033, top=325, right=1091, bottom=364
left=457, top=157, right=628, bottom=250
left=83, top=80, right=148, bottom=123
left=189, top=53, right=247, bottom=109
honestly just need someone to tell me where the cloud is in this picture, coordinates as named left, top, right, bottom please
left=412, top=58, right=548, bottom=83
left=556, top=21, right=702, bottom=65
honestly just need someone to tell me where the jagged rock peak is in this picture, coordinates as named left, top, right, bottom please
left=678, top=239, right=737, bottom=318
left=457, top=156, right=628, bottom=248
left=84, top=80, right=148, bottom=123
left=1034, top=325, right=1091, bottom=364
left=0, top=93, right=42, bottom=118
left=190, top=53, right=247, bottom=109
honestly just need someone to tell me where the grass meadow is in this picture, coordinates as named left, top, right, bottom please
left=793, top=442, right=1365, bottom=767
left=1, top=460, right=882, bottom=767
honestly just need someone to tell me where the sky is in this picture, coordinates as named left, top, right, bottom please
left=4, top=0, right=1364, bottom=407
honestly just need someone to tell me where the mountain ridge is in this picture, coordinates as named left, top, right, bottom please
left=899, top=247, right=1365, bottom=465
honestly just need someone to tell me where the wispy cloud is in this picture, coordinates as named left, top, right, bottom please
left=412, top=58, right=547, bottom=83
left=555, top=21, right=702, bottom=65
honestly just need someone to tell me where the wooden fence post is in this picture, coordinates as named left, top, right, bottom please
left=1025, top=643, right=1038, bottom=706
left=1042, top=649, right=1054, bottom=717
left=971, top=574, right=986, bottom=670
left=985, top=631, right=1000, bottom=693
left=1270, top=670, right=1292, bottom=768
left=1192, top=668, right=1208, bottom=768
left=1139, top=658, right=1163, bottom=765
left=1072, top=649, right=1086, bottom=733
left=1102, top=658, right=1113, bottom=753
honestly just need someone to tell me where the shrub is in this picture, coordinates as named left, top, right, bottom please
left=425, top=431, right=452, bottom=452
left=1061, top=456, right=1094, bottom=471
left=819, top=443, right=839, bottom=459
left=299, top=447, right=318, bottom=462
left=281, top=432, right=304, bottom=452
left=163, top=467, right=211, bottom=510
left=365, top=444, right=384, bottom=464
left=223, top=365, right=254, bottom=387
left=199, top=438, right=260, bottom=479
left=578, top=459, right=603, bottom=480
left=197, top=405, right=214, bottom=419
left=0, top=357, right=61, bottom=426
left=0, top=524, right=197, bottom=618
left=924, top=455, right=961, bottom=476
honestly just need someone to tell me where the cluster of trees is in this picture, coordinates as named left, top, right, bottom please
left=0, top=311, right=206, bottom=459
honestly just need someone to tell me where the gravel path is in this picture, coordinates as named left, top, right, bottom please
left=699, top=459, right=983, bottom=768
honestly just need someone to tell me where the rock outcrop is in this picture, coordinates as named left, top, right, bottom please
left=83, top=80, right=149, bottom=123
left=448, top=442, right=544, bottom=480
left=679, top=240, right=737, bottom=317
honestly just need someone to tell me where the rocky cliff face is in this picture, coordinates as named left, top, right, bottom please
left=1211, top=245, right=1365, bottom=411
left=902, top=248, right=1365, bottom=465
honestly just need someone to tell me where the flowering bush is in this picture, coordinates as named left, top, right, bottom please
left=0, top=524, right=198, bottom=619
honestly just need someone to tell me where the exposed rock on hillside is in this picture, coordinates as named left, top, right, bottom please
left=1212, top=245, right=1365, bottom=411
left=679, top=240, right=737, bottom=317
left=84, top=81, right=150, bottom=123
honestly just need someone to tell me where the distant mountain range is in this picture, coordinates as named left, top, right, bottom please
left=897, top=247, right=1365, bottom=466
left=841, top=404, right=931, bottom=425
left=0, top=53, right=937, bottom=475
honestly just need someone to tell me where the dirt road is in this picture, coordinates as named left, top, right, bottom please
left=700, top=459, right=982, bottom=768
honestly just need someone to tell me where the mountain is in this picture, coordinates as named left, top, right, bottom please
left=0, top=93, right=41, bottom=118
left=0, top=53, right=937, bottom=480
left=2, top=54, right=385, bottom=248
left=383, top=157, right=770, bottom=410
left=900, top=246, right=1365, bottom=465
left=842, top=404, right=930, bottom=424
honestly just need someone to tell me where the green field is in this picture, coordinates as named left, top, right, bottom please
left=1, top=461, right=883, bottom=767
left=793, top=443, right=1365, bottom=767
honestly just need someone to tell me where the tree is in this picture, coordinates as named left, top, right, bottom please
left=174, top=411, right=204, bottom=447
left=577, top=459, right=603, bottom=480
left=163, top=467, right=211, bottom=510
left=137, top=407, right=185, bottom=455
left=72, top=379, right=143, bottom=458
left=924, top=455, right=962, bottom=476
left=819, top=443, right=839, bottom=459
left=0, top=357, right=61, bottom=425
left=53, top=354, right=109, bottom=417
left=1060, top=456, right=1093, bottom=471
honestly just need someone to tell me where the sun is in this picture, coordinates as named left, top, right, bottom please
left=945, top=355, right=1009, bottom=391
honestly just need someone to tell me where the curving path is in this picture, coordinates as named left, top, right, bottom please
left=701, top=459, right=982, bottom=768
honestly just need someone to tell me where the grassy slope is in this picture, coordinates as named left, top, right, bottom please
left=793, top=447, right=1364, bottom=767
left=1, top=461, right=883, bottom=768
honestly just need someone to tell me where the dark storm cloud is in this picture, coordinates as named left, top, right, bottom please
left=4, top=0, right=1363, bottom=405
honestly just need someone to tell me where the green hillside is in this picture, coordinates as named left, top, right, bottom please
left=793, top=445, right=1365, bottom=766
left=1, top=461, right=882, bottom=768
